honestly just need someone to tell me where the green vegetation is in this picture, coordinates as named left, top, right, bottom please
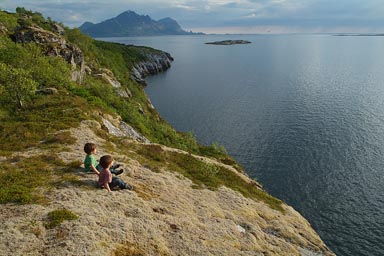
left=0, top=9, right=283, bottom=212
left=132, top=144, right=284, bottom=212
left=0, top=38, right=72, bottom=108
left=0, top=8, right=227, bottom=155
left=45, top=208, right=78, bottom=229
left=0, top=152, right=85, bottom=204
left=0, top=93, right=92, bottom=154
left=0, top=62, right=38, bottom=108
left=0, top=154, right=66, bottom=204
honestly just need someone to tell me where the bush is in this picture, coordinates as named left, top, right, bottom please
left=0, top=41, right=72, bottom=90
left=0, top=63, right=37, bottom=108
left=45, top=209, right=78, bottom=229
left=0, top=10, right=18, bottom=30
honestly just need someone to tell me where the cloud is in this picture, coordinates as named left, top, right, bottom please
left=172, top=4, right=196, bottom=10
left=1, top=0, right=383, bottom=33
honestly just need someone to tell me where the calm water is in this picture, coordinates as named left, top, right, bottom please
left=102, top=34, right=384, bottom=256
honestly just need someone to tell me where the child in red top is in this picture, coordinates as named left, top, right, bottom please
left=98, top=155, right=132, bottom=192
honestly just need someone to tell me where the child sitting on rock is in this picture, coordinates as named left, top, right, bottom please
left=83, top=142, right=123, bottom=176
left=98, top=155, right=132, bottom=192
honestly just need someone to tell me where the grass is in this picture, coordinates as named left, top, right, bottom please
left=45, top=208, right=78, bottom=229
left=113, top=241, right=145, bottom=256
left=0, top=154, right=61, bottom=204
left=0, top=154, right=85, bottom=204
left=0, top=93, right=92, bottom=154
left=42, top=131, right=77, bottom=145
left=133, top=144, right=284, bottom=212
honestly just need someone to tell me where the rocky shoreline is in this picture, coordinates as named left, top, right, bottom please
left=205, top=40, right=252, bottom=45
left=131, top=51, right=174, bottom=85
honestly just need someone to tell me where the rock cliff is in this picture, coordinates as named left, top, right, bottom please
left=13, top=23, right=86, bottom=83
left=12, top=21, right=173, bottom=93
left=131, top=51, right=174, bottom=85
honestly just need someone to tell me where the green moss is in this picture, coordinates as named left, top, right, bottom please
left=138, top=144, right=166, bottom=162
left=43, top=131, right=77, bottom=145
left=0, top=154, right=64, bottom=204
left=0, top=93, right=93, bottom=153
left=168, top=151, right=284, bottom=212
left=45, top=209, right=78, bottom=229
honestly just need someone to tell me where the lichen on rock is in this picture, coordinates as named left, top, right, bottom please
left=13, top=23, right=86, bottom=83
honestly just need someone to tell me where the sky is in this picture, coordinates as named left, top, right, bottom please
left=1, top=0, right=384, bottom=34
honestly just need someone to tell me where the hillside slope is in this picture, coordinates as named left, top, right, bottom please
left=0, top=116, right=334, bottom=256
left=0, top=8, right=334, bottom=256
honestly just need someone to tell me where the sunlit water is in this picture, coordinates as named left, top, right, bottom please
left=101, top=34, right=384, bottom=256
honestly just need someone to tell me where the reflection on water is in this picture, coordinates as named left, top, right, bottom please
left=103, top=34, right=384, bottom=256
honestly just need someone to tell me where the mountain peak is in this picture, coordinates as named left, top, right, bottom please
left=79, top=21, right=94, bottom=30
left=117, top=10, right=140, bottom=18
left=79, top=10, right=201, bottom=37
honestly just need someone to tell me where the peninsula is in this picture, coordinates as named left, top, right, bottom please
left=205, top=40, right=252, bottom=45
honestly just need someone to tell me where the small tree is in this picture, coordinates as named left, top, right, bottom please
left=0, top=63, right=38, bottom=108
left=16, top=7, right=34, bottom=16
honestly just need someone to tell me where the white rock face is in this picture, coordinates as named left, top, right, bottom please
left=102, top=118, right=150, bottom=143
left=94, top=69, right=132, bottom=98
left=131, top=52, right=173, bottom=85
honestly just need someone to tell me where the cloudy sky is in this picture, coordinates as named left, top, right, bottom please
left=1, top=0, right=384, bottom=34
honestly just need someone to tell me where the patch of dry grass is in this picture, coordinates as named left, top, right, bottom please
left=113, top=241, right=145, bottom=256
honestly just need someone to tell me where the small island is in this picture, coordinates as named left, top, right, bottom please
left=205, top=40, right=251, bottom=45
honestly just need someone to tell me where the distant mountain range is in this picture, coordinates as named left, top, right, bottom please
left=79, top=10, right=203, bottom=37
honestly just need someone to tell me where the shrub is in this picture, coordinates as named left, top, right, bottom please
left=0, top=63, right=38, bottom=108
left=45, top=209, right=78, bottom=229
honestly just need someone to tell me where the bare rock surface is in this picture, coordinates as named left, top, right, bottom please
left=131, top=51, right=173, bottom=85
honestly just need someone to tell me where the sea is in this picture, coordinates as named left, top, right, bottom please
left=101, top=34, right=384, bottom=256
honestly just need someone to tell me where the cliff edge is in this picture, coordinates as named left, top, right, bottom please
left=0, top=117, right=334, bottom=256
left=0, top=8, right=334, bottom=256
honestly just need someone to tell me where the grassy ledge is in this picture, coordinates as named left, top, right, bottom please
left=131, top=144, right=284, bottom=212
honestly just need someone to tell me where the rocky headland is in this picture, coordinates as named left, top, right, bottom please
left=0, top=9, right=334, bottom=256
left=131, top=51, right=174, bottom=86
left=1, top=118, right=335, bottom=256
